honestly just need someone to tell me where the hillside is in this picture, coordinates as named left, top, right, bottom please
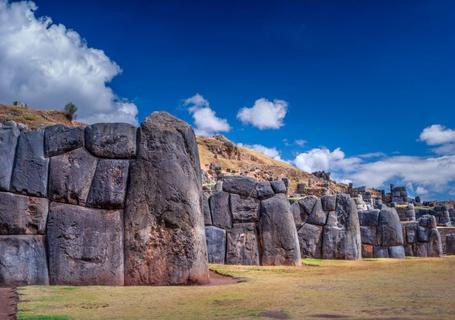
left=0, top=104, right=347, bottom=196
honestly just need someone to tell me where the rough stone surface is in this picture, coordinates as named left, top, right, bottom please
left=0, top=192, right=48, bottom=235
left=360, top=226, right=378, bottom=245
left=378, top=206, right=404, bottom=247
left=0, top=235, right=49, bottom=285
left=205, top=226, right=226, bottom=264
left=202, top=192, right=212, bottom=225
left=405, top=222, right=418, bottom=244
left=417, top=226, right=429, bottom=242
left=306, top=198, right=328, bottom=226
left=230, top=194, right=259, bottom=222
left=47, top=202, right=124, bottom=285
left=48, top=148, right=97, bottom=206
left=373, top=246, right=389, bottom=258
left=87, top=159, right=129, bottom=209
left=362, top=244, right=374, bottom=258
left=388, top=245, right=405, bottom=258
left=321, top=195, right=336, bottom=211
left=11, top=129, right=49, bottom=197
left=124, top=112, right=209, bottom=285
left=259, top=194, right=301, bottom=266
left=255, top=181, right=274, bottom=200
left=446, top=234, right=455, bottom=255
left=298, top=223, right=323, bottom=258
left=299, top=196, right=318, bottom=215
left=222, top=176, right=258, bottom=198
left=210, top=191, right=232, bottom=229
left=44, top=125, right=84, bottom=157
left=322, top=226, right=346, bottom=259
left=358, top=209, right=380, bottom=226
left=0, top=122, right=20, bottom=191
left=226, top=223, right=259, bottom=265
left=271, top=180, right=287, bottom=194
left=427, top=228, right=443, bottom=257
left=85, top=123, right=136, bottom=159
left=291, top=201, right=304, bottom=228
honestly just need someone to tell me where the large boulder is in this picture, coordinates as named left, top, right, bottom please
left=0, top=235, right=49, bottom=285
left=124, top=112, right=209, bottom=285
left=85, top=123, right=136, bottom=159
left=222, top=176, right=258, bottom=198
left=11, top=129, right=49, bottom=197
left=47, top=202, right=124, bottom=285
left=44, top=125, right=84, bottom=157
left=48, top=148, right=97, bottom=206
left=0, top=192, right=48, bottom=235
left=87, top=159, right=129, bottom=209
left=226, top=223, right=259, bottom=265
left=446, top=234, right=455, bottom=255
left=0, top=122, right=20, bottom=191
left=255, top=181, right=274, bottom=200
left=230, top=193, right=259, bottom=222
left=378, top=206, right=404, bottom=246
left=306, top=198, right=328, bottom=226
left=271, top=180, right=287, bottom=194
left=205, top=226, right=226, bottom=264
left=202, top=192, right=212, bottom=225
left=259, top=194, right=301, bottom=266
left=427, top=228, right=443, bottom=257
left=298, top=223, right=323, bottom=258
left=209, top=191, right=232, bottom=229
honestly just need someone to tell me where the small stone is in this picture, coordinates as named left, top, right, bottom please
left=222, top=176, right=258, bottom=198
left=44, top=125, right=84, bottom=157
left=226, top=223, right=259, bottom=265
left=0, top=122, right=20, bottom=191
left=362, top=244, right=374, bottom=258
left=85, top=123, right=136, bottom=159
left=388, top=245, right=405, bottom=258
left=230, top=193, right=259, bottom=222
left=373, top=246, right=389, bottom=258
left=210, top=191, right=232, bottom=229
left=255, top=181, right=275, bottom=200
left=205, top=226, right=226, bottom=264
left=271, top=180, right=287, bottom=194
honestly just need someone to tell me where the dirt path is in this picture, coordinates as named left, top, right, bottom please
left=207, top=270, right=240, bottom=286
left=0, top=288, right=16, bottom=320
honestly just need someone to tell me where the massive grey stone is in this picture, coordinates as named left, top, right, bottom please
left=222, top=176, right=258, bottom=198
left=291, top=201, right=304, bottom=228
left=405, top=222, right=418, bottom=243
left=378, top=206, right=404, bottom=246
left=306, top=198, right=328, bottom=226
left=358, top=209, right=380, bottom=226
left=0, top=192, right=48, bottom=235
left=360, top=226, right=378, bottom=245
left=321, top=195, right=336, bottom=211
left=87, top=159, right=129, bottom=209
left=415, top=242, right=428, bottom=257
left=446, top=234, right=455, bottom=255
left=388, top=245, right=405, bottom=258
left=427, top=228, right=443, bottom=257
left=322, top=226, right=346, bottom=259
left=373, top=245, right=389, bottom=258
left=226, top=223, right=259, bottom=265
left=417, top=226, right=430, bottom=242
left=271, top=180, right=287, bottom=194
left=124, top=112, right=209, bottom=285
left=298, top=223, right=323, bottom=258
left=0, top=235, right=49, bottom=285
left=44, top=125, right=84, bottom=157
left=205, top=226, right=226, bottom=264
left=202, top=192, right=212, bottom=225
left=210, top=191, right=232, bottom=229
left=48, top=148, right=97, bottom=206
left=0, top=122, right=20, bottom=191
left=405, top=204, right=416, bottom=221
left=419, top=214, right=437, bottom=229
left=47, top=202, right=124, bottom=285
left=255, top=181, right=274, bottom=200
left=11, top=129, right=49, bottom=197
left=230, top=193, right=259, bottom=222
left=299, top=196, right=318, bottom=215
left=85, top=123, right=136, bottom=159
left=259, top=194, right=301, bottom=266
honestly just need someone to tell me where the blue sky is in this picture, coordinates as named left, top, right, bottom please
left=1, top=0, right=455, bottom=199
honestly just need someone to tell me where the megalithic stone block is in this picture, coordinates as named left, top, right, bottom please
left=297, top=223, right=323, bottom=258
left=226, top=223, right=260, bottom=265
left=85, top=123, right=136, bottom=159
left=44, top=125, right=84, bottom=157
left=0, top=122, right=20, bottom=191
left=205, top=226, right=226, bottom=264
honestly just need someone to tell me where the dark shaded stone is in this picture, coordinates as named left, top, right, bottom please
left=306, top=198, right=328, bottom=226
left=205, top=226, right=226, bottom=264
left=417, top=226, right=429, bottom=242
left=202, top=192, right=212, bottom=225
left=259, top=194, right=301, bottom=266
left=230, top=193, right=259, bottom=222
left=48, top=148, right=97, bottom=206
left=256, top=181, right=275, bottom=200
left=85, top=123, right=136, bottom=159
left=87, top=159, right=129, bottom=209
left=0, top=235, right=49, bottom=286
left=321, top=195, right=336, bottom=211
left=0, top=192, right=48, bottom=235
left=0, top=122, right=20, bottom=191
left=210, top=191, right=232, bottom=229
left=271, top=180, right=287, bottom=194
left=415, top=242, right=428, bottom=257
left=404, top=244, right=414, bottom=256
left=373, top=246, right=389, bottom=258
left=378, top=206, right=404, bottom=246
left=47, top=202, right=123, bottom=285
left=222, top=176, right=258, bottom=198
left=405, top=222, right=418, bottom=244
left=446, top=234, right=455, bottom=255
left=405, top=204, right=416, bottom=221
left=362, top=244, right=374, bottom=258
left=418, top=214, right=437, bottom=229
left=427, top=228, right=443, bottom=257
left=388, top=245, right=405, bottom=258
left=322, top=226, right=345, bottom=259
left=291, top=202, right=303, bottom=228
left=297, top=223, right=323, bottom=258
left=11, top=129, right=49, bottom=197
left=299, top=196, right=317, bottom=215
left=44, top=125, right=84, bottom=157
left=226, top=223, right=259, bottom=265
left=124, top=112, right=209, bottom=285
left=360, top=226, right=378, bottom=245
left=358, top=209, right=380, bottom=226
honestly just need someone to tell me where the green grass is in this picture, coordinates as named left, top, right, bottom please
left=18, top=257, right=455, bottom=320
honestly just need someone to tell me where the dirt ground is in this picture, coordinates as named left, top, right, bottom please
left=17, top=257, right=455, bottom=320
left=0, top=287, right=16, bottom=320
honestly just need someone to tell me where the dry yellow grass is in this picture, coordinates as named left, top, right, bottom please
left=18, top=257, right=455, bottom=320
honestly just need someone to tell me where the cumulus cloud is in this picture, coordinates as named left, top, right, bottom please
left=0, top=0, right=138, bottom=125
left=293, top=147, right=361, bottom=173
left=184, top=93, right=230, bottom=136
left=420, top=124, right=455, bottom=155
left=295, top=139, right=306, bottom=147
left=237, top=98, right=288, bottom=129
left=239, top=143, right=284, bottom=161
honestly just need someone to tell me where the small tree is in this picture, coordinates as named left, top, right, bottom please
left=64, top=102, right=77, bottom=121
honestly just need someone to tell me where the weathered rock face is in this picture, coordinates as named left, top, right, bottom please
left=402, top=215, right=443, bottom=257
left=85, top=123, right=137, bottom=159
left=379, top=206, right=404, bottom=247
left=47, top=203, right=124, bottom=285
left=222, top=176, right=258, bottom=198
left=0, top=235, right=49, bottom=285
left=209, top=191, right=232, bottom=229
left=202, top=192, right=212, bottom=225
left=44, top=125, right=84, bottom=157
left=205, top=226, right=226, bottom=264
left=226, top=223, right=260, bottom=265
left=230, top=194, right=259, bottom=222
left=0, top=122, right=20, bottom=191
left=11, top=129, right=49, bottom=197
left=124, top=112, right=209, bottom=285
left=0, top=192, right=48, bottom=235
left=298, top=223, right=323, bottom=258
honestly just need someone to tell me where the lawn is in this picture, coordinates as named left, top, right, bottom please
left=18, top=257, right=455, bottom=320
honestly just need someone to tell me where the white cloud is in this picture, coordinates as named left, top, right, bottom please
left=237, top=98, right=288, bottom=129
left=184, top=93, right=230, bottom=136
left=295, top=139, right=306, bottom=147
left=415, top=186, right=428, bottom=195
left=0, top=0, right=138, bottom=125
left=293, top=147, right=361, bottom=173
left=239, top=143, right=284, bottom=161
left=420, top=124, right=455, bottom=145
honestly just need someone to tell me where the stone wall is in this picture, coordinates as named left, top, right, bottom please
left=401, top=215, right=443, bottom=257
left=204, top=176, right=301, bottom=266
left=415, top=205, right=451, bottom=226
left=292, top=194, right=362, bottom=260
left=437, top=227, right=455, bottom=255
left=0, top=112, right=209, bottom=286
